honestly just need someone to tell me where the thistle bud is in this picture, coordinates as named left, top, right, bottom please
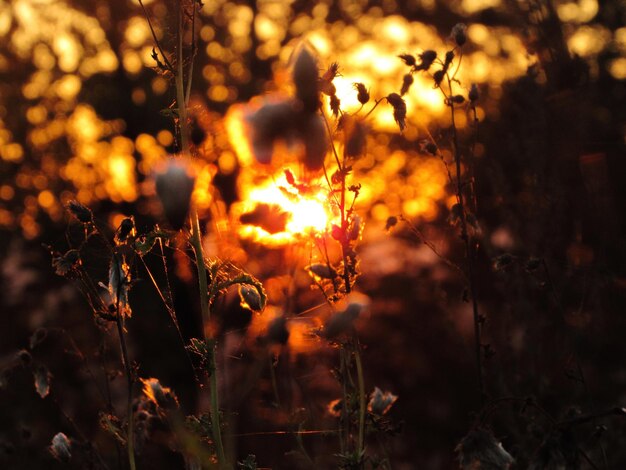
left=398, top=54, right=416, bottom=67
left=469, top=83, right=479, bottom=102
left=115, top=217, right=136, bottom=244
left=418, top=50, right=437, bottom=71
left=67, top=200, right=93, bottom=224
left=450, top=23, right=468, bottom=47
left=400, top=73, right=414, bottom=96
left=433, top=70, right=445, bottom=87
left=386, top=93, right=407, bottom=131
left=155, top=161, right=195, bottom=230
left=354, top=82, right=370, bottom=105
left=385, top=216, right=398, bottom=231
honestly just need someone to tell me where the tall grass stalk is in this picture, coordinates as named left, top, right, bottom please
left=173, top=1, right=226, bottom=466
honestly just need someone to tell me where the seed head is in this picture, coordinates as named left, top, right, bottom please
left=353, top=82, right=370, bottom=105
left=386, top=93, right=407, bottom=131
left=451, top=23, right=468, bottom=47
left=385, top=216, right=398, bottom=231
left=400, top=73, right=414, bottom=96
left=417, top=50, right=437, bottom=71
left=67, top=200, right=93, bottom=224
left=469, top=83, right=479, bottom=102
left=293, top=48, right=320, bottom=114
left=398, top=53, right=416, bottom=67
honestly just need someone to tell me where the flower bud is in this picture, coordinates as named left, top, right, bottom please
left=67, top=200, right=93, bottom=224
left=451, top=23, right=468, bottom=47
left=49, top=432, right=71, bottom=462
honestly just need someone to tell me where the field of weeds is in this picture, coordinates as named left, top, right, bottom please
left=1, top=0, right=625, bottom=469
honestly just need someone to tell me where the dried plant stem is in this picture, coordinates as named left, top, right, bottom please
left=115, top=306, right=136, bottom=470
left=174, top=2, right=226, bottom=466
left=353, top=335, right=366, bottom=457
left=446, top=74, right=485, bottom=405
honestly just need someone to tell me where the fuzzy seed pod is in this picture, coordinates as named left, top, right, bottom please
left=433, top=70, right=445, bottom=87
left=293, top=48, right=320, bottom=114
left=49, top=433, right=71, bottom=462
left=451, top=23, right=468, bottom=47
left=155, top=161, right=195, bottom=230
left=301, top=114, right=328, bottom=171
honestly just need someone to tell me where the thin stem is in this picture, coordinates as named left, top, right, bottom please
left=115, top=308, right=136, bottom=470
left=174, top=2, right=226, bottom=466
left=353, top=334, right=366, bottom=458
left=446, top=73, right=485, bottom=405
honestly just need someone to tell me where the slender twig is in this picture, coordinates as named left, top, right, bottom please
left=444, top=70, right=485, bottom=405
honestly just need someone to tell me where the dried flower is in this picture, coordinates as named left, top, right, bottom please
left=368, top=387, right=398, bottom=415
left=451, top=23, right=468, bottom=47
left=455, top=428, right=514, bottom=470
left=400, top=73, right=414, bottom=96
left=49, top=432, right=71, bottom=462
left=140, top=377, right=179, bottom=409
left=293, top=48, right=320, bottom=114
left=354, top=82, right=370, bottom=105
left=398, top=53, right=416, bottom=67
left=67, top=200, right=93, bottom=224
left=155, top=160, right=196, bottom=230
left=386, top=93, right=407, bottom=131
